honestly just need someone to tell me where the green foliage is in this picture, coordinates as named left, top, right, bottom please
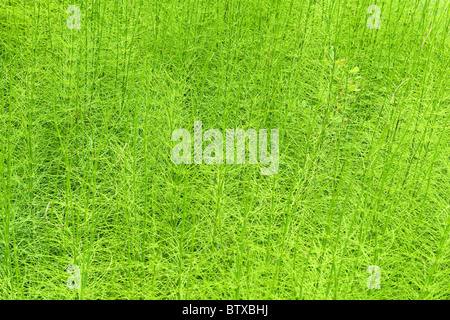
left=0, top=0, right=449, bottom=300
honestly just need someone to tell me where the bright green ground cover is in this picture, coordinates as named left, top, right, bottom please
left=0, top=0, right=448, bottom=299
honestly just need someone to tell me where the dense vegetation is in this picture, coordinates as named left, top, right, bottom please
left=0, top=0, right=448, bottom=299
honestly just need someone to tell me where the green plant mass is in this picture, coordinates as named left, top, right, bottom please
left=0, top=0, right=448, bottom=300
